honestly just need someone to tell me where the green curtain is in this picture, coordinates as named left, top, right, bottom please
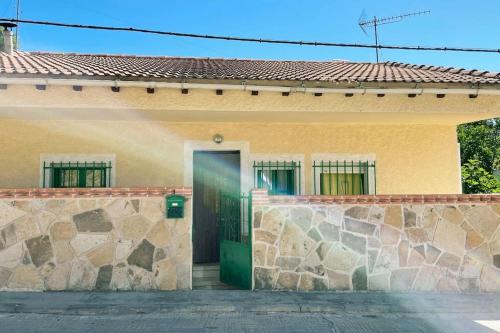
left=320, top=173, right=364, bottom=195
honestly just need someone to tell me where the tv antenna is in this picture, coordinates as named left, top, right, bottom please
left=359, top=10, right=430, bottom=63
left=14, top=0, right=20, bottom=47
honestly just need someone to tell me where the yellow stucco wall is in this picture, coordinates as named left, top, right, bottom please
left=0, top=120, right=461, bottom=194
left=0, top=84, right=498, bottom=194
left=0, top=85, right=499, bottom=124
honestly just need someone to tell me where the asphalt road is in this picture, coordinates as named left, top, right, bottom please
left=0, top=291, right=499, bottom=333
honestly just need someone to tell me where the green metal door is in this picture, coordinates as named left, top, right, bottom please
left=219, top=192, right=252, bottom=289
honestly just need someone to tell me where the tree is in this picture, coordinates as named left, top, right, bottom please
left=461, top=159, right=500, bottom=194
left=457, top=118, right=500, bottom=193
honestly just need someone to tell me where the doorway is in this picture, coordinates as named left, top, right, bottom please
left=192, top=151, right=241, bottom=264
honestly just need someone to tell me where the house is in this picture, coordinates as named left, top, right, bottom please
left=0, top=27, right=499, bottom=292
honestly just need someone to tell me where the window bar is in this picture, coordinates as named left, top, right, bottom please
left=295, top=161, right=299, bottom=195
left=42, top=161, right=46, bottom=188
left=51, top=162, right=55, bottom=188
left=343, top=160, right=346, bottom=195
left=50, top=162, right=54, bottom=188
left=313, top=161, right=316, bottom=195
left=359, top=161, right=368, bottom=195
left=328, top=160, right=332, bottom=195
left=264, top=161, right=267, bottom=190
left=255, top=161, right=258, bottom=189
left=108, top=161, right=112, bottom=187
left=297, top=160, right=300, bottom=195
left=253, top=161, right=256, bottom=188
left=59, top=161, right=63, bottom=187
left=359, top=160, right=362, bottom=194
left=260, top=161, right=264, bottom=190
left=277, top=160, right=279, bottom=193
left=291, top=161, right=295, bottom=195
left=258, top=161, right=261, bottom=190
left=351, top=160, right=354, bottom=195
left=262, top=161, right=265, bottom=190
left=254, top=162, right=262, bottom=188
left=90, top=161, right=94, bottom=187
left=336, top=160, right=339, bottom=195
left=374, top=161, right=377, bottom=194
left=366, top=160, right=369, bottom=194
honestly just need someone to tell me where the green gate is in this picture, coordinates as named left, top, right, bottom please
left=219, top=191, right=252, bottom=289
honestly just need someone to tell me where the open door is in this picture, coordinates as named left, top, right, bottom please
left=193, top=150, right=251, bottom=289
left=219, top=191, right=252, bottom=289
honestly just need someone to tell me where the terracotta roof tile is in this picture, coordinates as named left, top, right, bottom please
left=0, top=51, right=499, bottom=85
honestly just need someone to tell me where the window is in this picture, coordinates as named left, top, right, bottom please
left=253, top=161, right=301, bottom=195
left=43, top=161, right=112, bottom=188
left=313, top=160, right=376, bottom=195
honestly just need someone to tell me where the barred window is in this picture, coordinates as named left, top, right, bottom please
left=253, top=161, right=301, bottom=195
left=313, top=160, right=376, bottom=195
left=43, top=161, right=112, bottom=188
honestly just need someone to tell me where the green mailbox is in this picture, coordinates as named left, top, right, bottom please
left=166, top=194, right=185, bottom=219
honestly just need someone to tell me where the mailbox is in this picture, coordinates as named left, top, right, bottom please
left=166, top=194, right=185, bottom=219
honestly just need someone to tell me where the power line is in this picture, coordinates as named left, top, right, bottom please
left=1, top=17, right=499, bottom=54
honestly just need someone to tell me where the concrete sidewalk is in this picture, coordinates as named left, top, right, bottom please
left=0, top=291, right=499, bottom=332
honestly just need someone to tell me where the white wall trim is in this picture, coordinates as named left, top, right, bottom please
left=1, top=77, right=499, bottom=95
left=39, top=153, right=116, bottom=187
left=183, top=140, right=251, bottom=194
left=311, top=153, right=376, bottom=195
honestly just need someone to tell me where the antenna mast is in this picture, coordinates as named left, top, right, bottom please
left=359, top=10, right=430, bottom=63
left=15, top=0, right=20, bottom=47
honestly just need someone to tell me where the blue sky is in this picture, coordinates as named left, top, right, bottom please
left=3, top=0, right=500, bottom=70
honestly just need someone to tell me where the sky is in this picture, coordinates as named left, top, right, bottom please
left=2, top=0, right=500, bottom=71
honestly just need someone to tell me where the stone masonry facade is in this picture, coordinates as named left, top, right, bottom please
left=252, top=191, right=500, bottom=292
left=0, top=188, right=192, bottom=291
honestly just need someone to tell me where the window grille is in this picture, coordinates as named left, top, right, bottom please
left=253, top=161, right=301, bottom=195
left=313, top=160, right=376, bottom=195
left=42, top=161, right=112, bottom=188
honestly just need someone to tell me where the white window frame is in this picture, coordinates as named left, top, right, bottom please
left=40, top=154, right=116, bottom=188
left=311, top=153, right=376, bottom=195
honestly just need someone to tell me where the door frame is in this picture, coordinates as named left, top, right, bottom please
left=184, top=140, right=251, bottom=193
left=184, top=140, right=252, bottom=287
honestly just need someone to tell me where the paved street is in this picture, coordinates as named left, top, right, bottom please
left=0, top=291, right=499, bottom=332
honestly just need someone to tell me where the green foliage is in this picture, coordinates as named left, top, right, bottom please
left=458, top=118, right=500, bottom=193
left=461, top=159, right=500, bottom=194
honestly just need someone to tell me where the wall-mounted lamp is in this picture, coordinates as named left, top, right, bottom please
left=213, top=134, right=224, bottom=144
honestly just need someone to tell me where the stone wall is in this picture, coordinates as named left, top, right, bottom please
left=252, top=191, right=500, bottom=292
left=0, top=188, right=192, bottom=291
